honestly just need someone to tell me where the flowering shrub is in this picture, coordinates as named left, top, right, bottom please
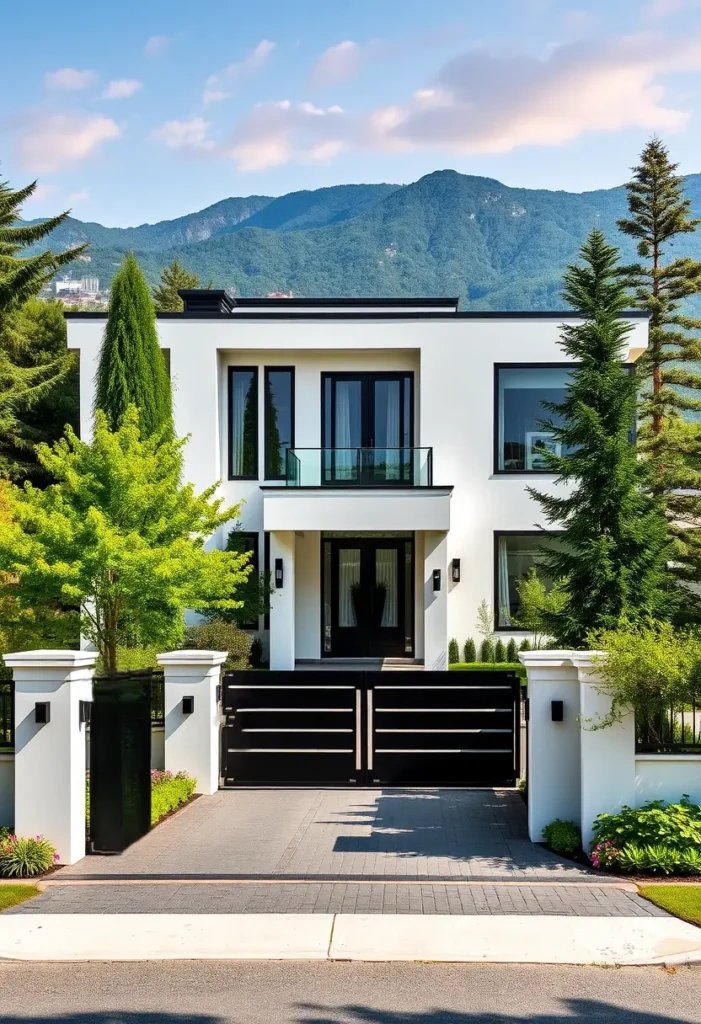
left=151, top=769, right=196, bottom=825
left=0, top=834, right=59, bottom=877
left=590, top=840, right=620, bottom=871
left=590, top=797, right=701, bottom=875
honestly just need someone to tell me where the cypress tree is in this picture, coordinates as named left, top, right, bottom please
left=463, top=638, right=476, bottom=662
left=95, top=254, right=172, bottom=436
left=529, top=230, right=670, bottom=648
left=617, top=139, right=701, bottom=591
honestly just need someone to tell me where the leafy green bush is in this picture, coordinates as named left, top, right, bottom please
left=449, top=662, right=526, bottom=679
left=591, top=798, right=701, bottom=874
left=542, top=818, right=581, bottom=856
left=519, top=638, right=532, bottom=652
left=479, top=638, right=494, bottom=663
left=448, top=638, right=460, bottom=664
left=463, top=638, right=476, bottom=662
left=0, top=834, right=59, bottom=877
left=151, top=770, right=197, bottom=825
left=183, top=620, right=252, bottom=671
left=506, top=638, right=518, bottom=662
left=494, top=638, right=506, bottom=662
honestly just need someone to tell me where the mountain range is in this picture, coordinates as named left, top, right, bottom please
left=29, top=169, right=701, bottom=310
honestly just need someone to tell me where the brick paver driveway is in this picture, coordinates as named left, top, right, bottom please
left=62, top=788, right=592, bottom=882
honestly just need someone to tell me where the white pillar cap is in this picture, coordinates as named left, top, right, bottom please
left=3, top=649, right=97, bottom=670
left=518, top=650, right=577, bottom=668
left=157, top=649, right=228, bottom=668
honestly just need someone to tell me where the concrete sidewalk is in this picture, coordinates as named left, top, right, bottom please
left=1, top=912, right=701, bottom=965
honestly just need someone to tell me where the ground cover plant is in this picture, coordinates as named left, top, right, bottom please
left=151, top=770, right=197, bottom=826
left=591, top=797, right=701, bottom=875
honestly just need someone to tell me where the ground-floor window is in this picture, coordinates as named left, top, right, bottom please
left=495, top=531, right=563, bottom=629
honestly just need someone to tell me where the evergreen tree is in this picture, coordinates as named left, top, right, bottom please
left=530, top=230, right=671, bottom=648
left=463, top=638, right=476, bottom=662
left=494, top=637, right=506, bottom=663
left=617, top=139, right=701, bottom=590
left=152, top=259, right=201, bottom=312
left=95, top=254, right=172, bottom=436
left=506, top=638, right=518, bottom=662
left=448, top=638, right=460, bottom=664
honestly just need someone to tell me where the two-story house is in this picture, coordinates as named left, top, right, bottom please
left=67, top=294, right=648, bottom=671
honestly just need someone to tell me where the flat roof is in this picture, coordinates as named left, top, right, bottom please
left=64, top=309, right=651, bottom=321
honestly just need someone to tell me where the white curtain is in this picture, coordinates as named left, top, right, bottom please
left=376, top=548, right=398, bottom=627
left=335, top=382, right=354, bottom=481
left=231, top=373, right=248, bottom=477
left=498, top=536, right=512, bottom=627
left=338, top=548, right=360, bottom=627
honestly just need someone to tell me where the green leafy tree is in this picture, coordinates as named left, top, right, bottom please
left=514, top=567, right=567, bottom=650
left=0, top=407, right=251, bottom=673
left=617, top=140, right=701, bottom=590
left=529, top=230, right=671, bottom=648
left=214, top=526, right=273, bottom=628
left=0, top=176, right=87, bottom=313
left=152, top=259, right=201, bottom=312
left=95, top=254, right=172, bottom=436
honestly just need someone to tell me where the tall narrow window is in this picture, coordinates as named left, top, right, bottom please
left=229, top=367, right=258, bottom=479
left=264, top=368, right=294, bottom=480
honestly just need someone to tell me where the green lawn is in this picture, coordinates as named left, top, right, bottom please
left=0, top=884, right=39, bottom=912
left=639, top=885, right=701, bottom=927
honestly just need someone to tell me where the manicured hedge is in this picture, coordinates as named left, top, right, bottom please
left=151, top=770, right=197, bottom=825
left=449, top=662, right=526, bottom=680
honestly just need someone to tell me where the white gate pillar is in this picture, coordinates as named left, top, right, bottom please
left=573, top=653, right=636, bottom=850
left=423, top=530, right=448, bottom=670
left=5, top=649, right=95, bottom=866
left=519, top=651, right=580, bottom=842
left=269, top=530, right=296, bottom=670
left=157, top=650, right=227, bottom=795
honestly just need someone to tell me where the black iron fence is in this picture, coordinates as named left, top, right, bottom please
left=151, top=676, right=164, bottom=726
left=636, top=703, right=701, bottom=753
left=0, top=683, right=13, bottom=749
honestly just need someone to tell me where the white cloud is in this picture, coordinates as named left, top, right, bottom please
left=145, top=35, right=170, bottom=56
left=149, top=117, right=215, bottom=152
left=203, top=39, right=275, bottom=105
left=310, top=41, right=360, bottom=85
left=45, top=68, right=97, bottom=91
left=102, top=79, right=142, bottom=99
left=642, top=0, right=685, bottom=19
left=16, top=111, right=120, bottom=173
left=225, top=101, right=346, bottom=171
left=67, top=189, right=90, bottom=205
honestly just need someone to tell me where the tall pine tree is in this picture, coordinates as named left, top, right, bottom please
left=530, top=230, right=670, bottom=648
left=617, top=139, right=701, bottom=592
left=152, top=259, right=201, bottom=312
left=95, top=254, right=172, bottom=437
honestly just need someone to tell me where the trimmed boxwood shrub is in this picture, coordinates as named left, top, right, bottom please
left=506, top=638, right=518, bottom=662
left=542, top=818, right=581, bottom=856
left=0, top=834, right=59, bottom=877
left=494, top=638, right=506, bottom=662
left=448, top=638, right=460, bottom=664
left=463, top=638, right=476, bottom=662
left=519, top=638, right=532, bottom=652
left=151, top=770, right=197, bottom=825
left=479, top=638, right=494, bottom=663
left=183, top=620, right=252, bottom=671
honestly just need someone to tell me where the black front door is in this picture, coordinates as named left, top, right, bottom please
left=323, top=537, right=413, bottom=658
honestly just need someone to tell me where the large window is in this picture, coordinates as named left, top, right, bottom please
left=228, top=367, right=258, bottom=479
left=495, top=532, right=563, bottom=629
left=495, top=365, right=575, bottom=473
left=264, top=367, right=294, bottom=480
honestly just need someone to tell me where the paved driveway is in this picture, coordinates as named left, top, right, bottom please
left=60, top=788, right=594, bottom=882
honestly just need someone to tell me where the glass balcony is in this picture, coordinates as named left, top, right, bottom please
left=285, top=448, right=433, bottom=488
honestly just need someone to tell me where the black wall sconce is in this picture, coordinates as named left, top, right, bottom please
left=451, top=558, right=461, bottom=584
left=35, top=702, right=50, bottom=725
left=79, top=700, right=92, bottom=726
left=551, top=700, right=564, bottom=722
left=432, top=568, right=442, bottom=592
left=275, top=557, right=284, bottom=589
left=182, top=696, right=195, bottom=715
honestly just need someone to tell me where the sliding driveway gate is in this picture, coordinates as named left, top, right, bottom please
left=221, top=670, right=521, bottom=787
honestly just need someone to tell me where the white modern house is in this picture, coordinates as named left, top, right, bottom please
left=67, top=294, right=648, bottom=672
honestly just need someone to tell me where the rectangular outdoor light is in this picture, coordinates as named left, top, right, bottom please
left=182, top=696, right=195, bottom=715
left=79, top=700, right=92, bottom=726
left=35, top=702, right=50, bottom=725
left=551, top=700, right=564, bottom=722
left=275, top=557, right=284, bottom=589
left=451, top=558, right=461, bottom=583
left=432, top=568, right=441, bottom=592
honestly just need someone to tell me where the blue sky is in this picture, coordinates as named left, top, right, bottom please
left=2, top=0, right=700, bottom=226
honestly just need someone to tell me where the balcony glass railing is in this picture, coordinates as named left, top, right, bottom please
left=285, top=448, right=433, bottom=487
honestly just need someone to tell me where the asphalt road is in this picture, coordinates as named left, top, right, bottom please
left=0, top=961, right=700, bottom=1024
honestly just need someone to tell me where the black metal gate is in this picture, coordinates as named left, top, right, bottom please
left=89, top=670, right=162, bottom=853
left=221, top=670, right=520, bottom=787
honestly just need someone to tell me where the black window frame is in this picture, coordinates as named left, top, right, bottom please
left=264, top=366, right=295, bottom=481
left=493, top=362, right=577, bottom=476
left=263, top=532, right=270, bottom=630
left=229, top=531, right=260, bottom=630
left=493, top=529, right=564, bottom=632
left=321, top=371, right=415, bottom=451
left=228, top=366, right=259, bottom=481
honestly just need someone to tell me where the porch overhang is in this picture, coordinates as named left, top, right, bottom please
left=261, top=486, right=452, bottom=532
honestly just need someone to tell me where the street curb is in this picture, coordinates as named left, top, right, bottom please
left=1, top=913, right=701, bottom=965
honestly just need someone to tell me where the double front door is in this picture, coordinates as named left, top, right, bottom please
left=323, top=536, right=414, bottom=658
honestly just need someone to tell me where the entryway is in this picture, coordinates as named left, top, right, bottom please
left=322, top=534, right=414, bottom=658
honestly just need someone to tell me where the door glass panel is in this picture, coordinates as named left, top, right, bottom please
left=374, top=380, right=401, bottom=482
left=323, top=541, right=332, bottom=652
left=375, top=548, right=398, bottom=628
left=338, top=548, right=360, bottom=627
left=335, top=380, right=362, bottom=482
left=404, top=541, right=413, bottom=653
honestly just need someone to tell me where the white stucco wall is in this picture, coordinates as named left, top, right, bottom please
left=69, top=313, right=648, bottom=657
left=635, top=755, right=701, bottom=805
left=0, top=753, right=14, bottom=826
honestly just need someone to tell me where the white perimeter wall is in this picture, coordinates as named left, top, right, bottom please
left=71, top=316, right=648, bottom=651
left=635, top=755, right=701, bottom=805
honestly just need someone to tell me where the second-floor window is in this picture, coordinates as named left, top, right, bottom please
left=495, top=364, right=575, bottom=473
left=229, top=367, right=258, bottom=479
left=265, top=368, right=295, bottom=480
